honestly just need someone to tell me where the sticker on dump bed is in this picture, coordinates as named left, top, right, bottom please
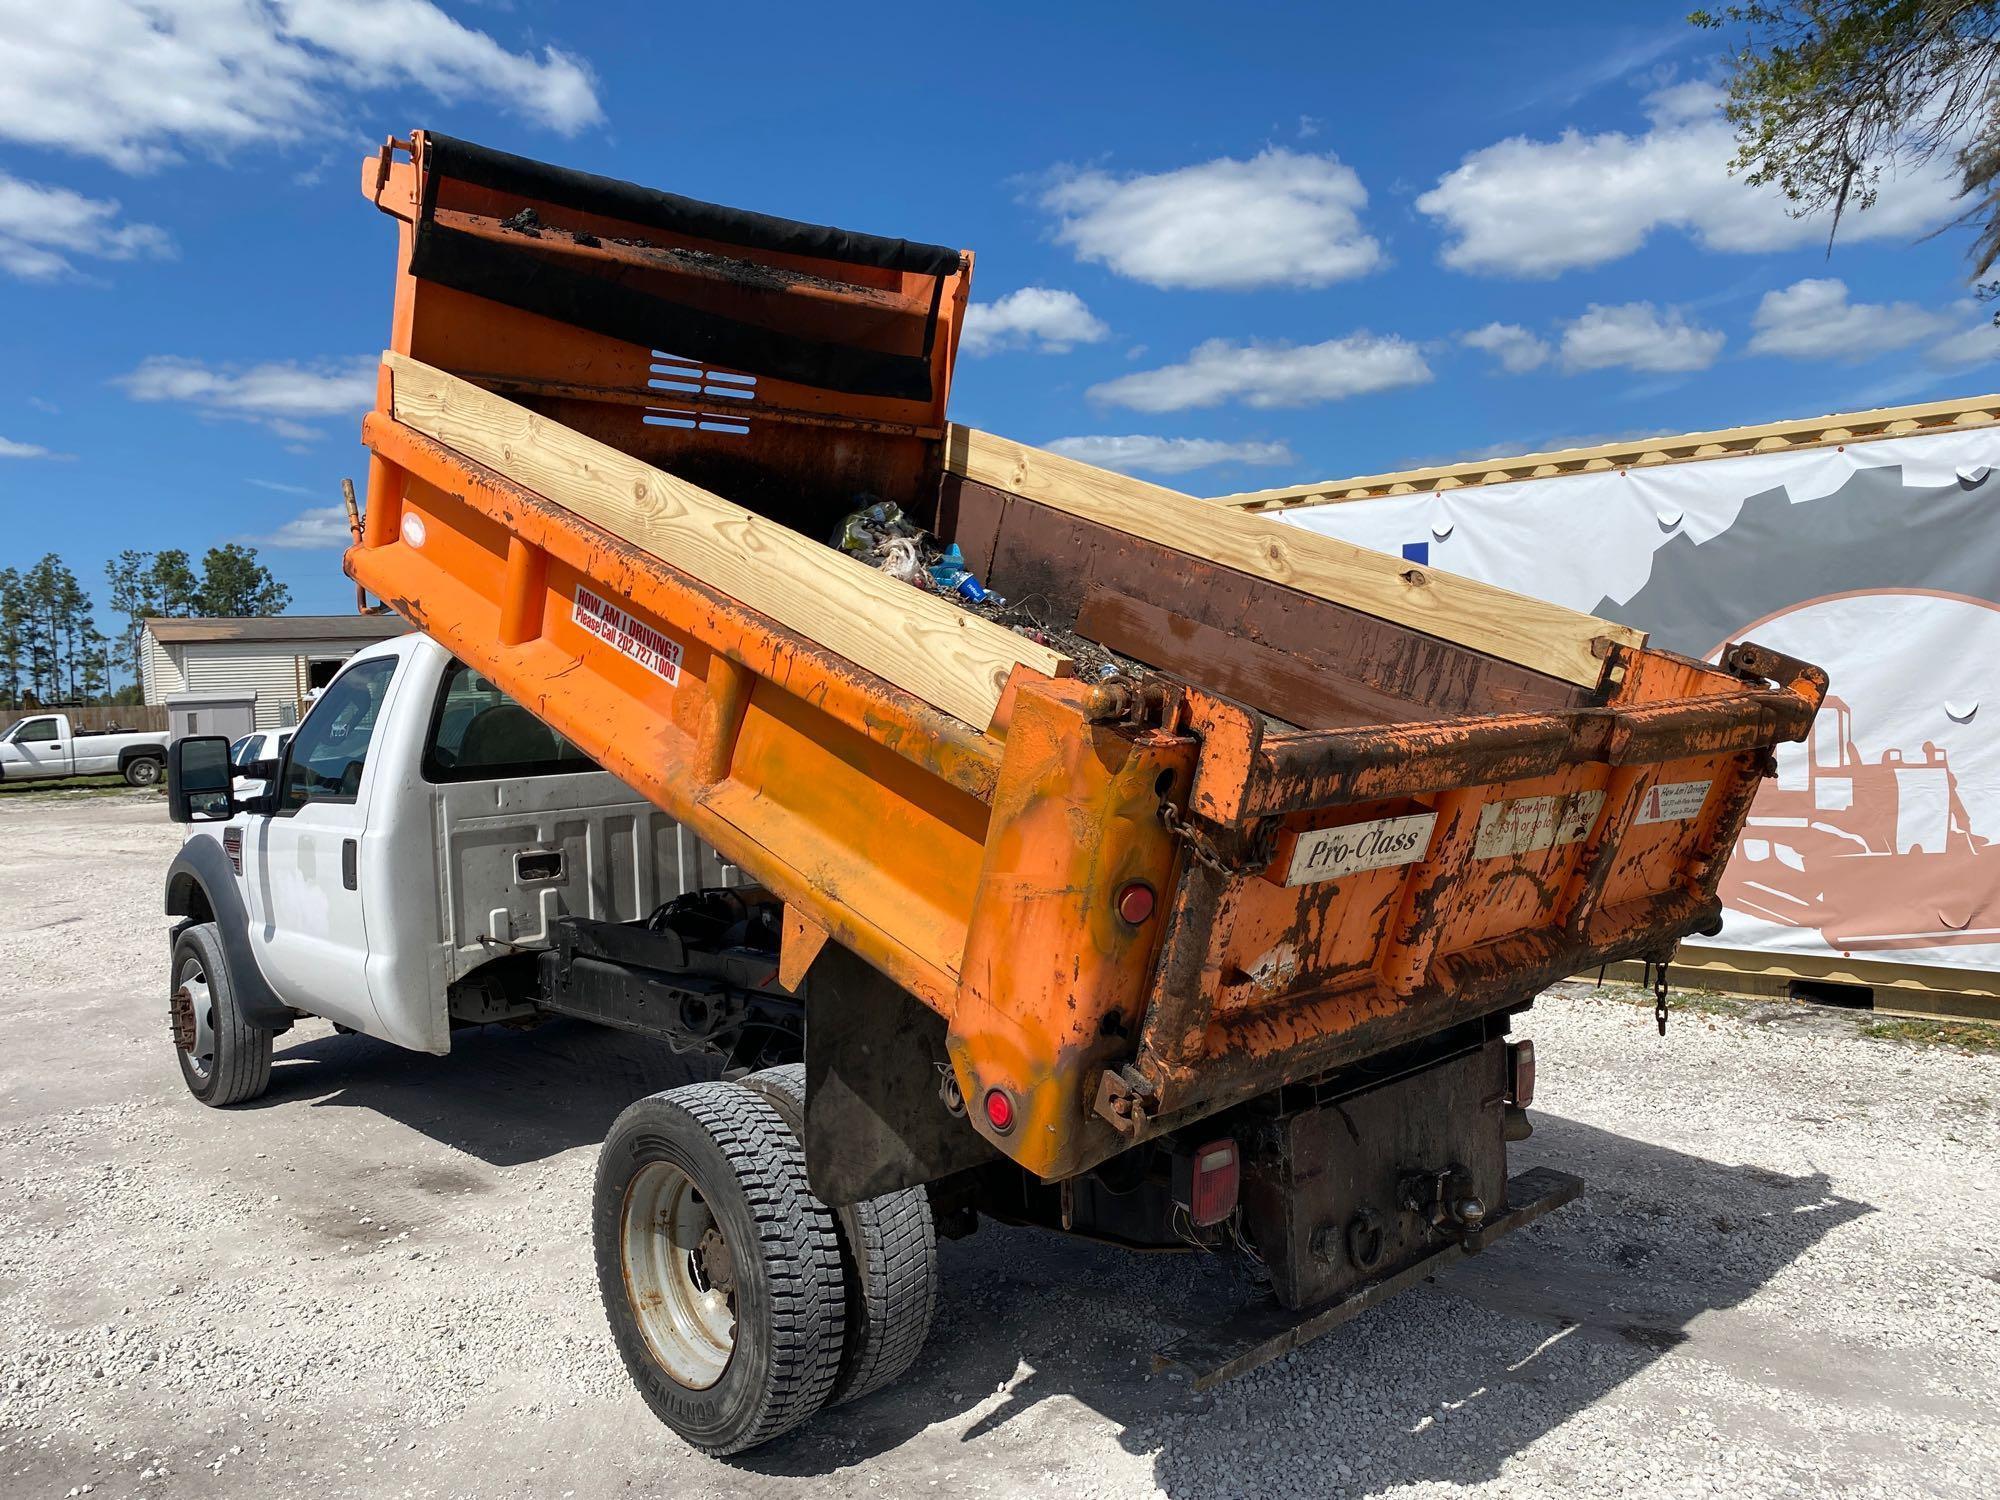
left=1284, top=812, right=1437, bottom=886
left=1633, top=778, right=1712, bottom=825
left=573, top=585, right=682, bottom=685
left=1474, top=789, right=1605, bottom=860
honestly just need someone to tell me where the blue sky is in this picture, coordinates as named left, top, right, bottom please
left=3, top=0, right=1995, bottom=633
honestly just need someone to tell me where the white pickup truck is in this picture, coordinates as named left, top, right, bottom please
left=161, top=632, right=937, bottom=1451
left=0, top=712, right=169, bottom=786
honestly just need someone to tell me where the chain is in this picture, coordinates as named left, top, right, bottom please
left=1158, top=800, right=1277, bottom=877
left=1649, top=957, right=1671, bottom=1036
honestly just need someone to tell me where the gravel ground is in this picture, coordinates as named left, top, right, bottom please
left=1, top=792, right=1996, bottom=1500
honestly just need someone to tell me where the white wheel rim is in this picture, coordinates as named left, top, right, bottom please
left=175, top=960, right=217, bottom=1082
left=620, top=1161, right=737, bottom=1389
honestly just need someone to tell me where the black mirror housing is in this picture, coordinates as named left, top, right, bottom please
left=168, top=736, right=237, bottom=824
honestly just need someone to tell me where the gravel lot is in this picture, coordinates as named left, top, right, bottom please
left=2, top=792, right=1996, bottom=1500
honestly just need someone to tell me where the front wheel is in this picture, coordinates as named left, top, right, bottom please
left=594, top=1081, right=846, bottom=1455
left=169, top=922, right=273, bottom=1105
left=124, top=755, right=163, bottom=788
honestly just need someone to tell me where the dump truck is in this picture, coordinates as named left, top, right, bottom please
left=159, top=131, right=1827, bottom=1455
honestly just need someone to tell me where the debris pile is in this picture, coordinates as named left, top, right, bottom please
left=831, top=499, right=1005, bottom=608
left=830, top=498, right=1133, bottom=682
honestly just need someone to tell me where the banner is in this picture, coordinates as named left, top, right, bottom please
left=1278, top=428, right=2000, bottom=974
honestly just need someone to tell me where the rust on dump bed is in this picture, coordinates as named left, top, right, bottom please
left=347, top=132, right=1829, bottom=1185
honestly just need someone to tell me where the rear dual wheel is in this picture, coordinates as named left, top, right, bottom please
left=594, top=1073, right=941, bottom=1454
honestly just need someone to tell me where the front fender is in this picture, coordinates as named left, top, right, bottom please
left=165, top=836, right=294, bottom=1032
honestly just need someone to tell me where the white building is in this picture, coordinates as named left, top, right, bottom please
left=140, top=615, right=413, bottom=733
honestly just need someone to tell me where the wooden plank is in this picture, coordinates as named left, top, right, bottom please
left=1213, top=391, right=2000, bottom=511
left=944, top=425, right=1641, bottom=690
left=1075, top=589, right=1425, bottom=729
left=385, top=353, right=1069, bottom=728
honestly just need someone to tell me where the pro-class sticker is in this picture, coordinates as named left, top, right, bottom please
left=1283, top=812, right=1437, bottom=886
left=573, top=586, right=683, bottom=685
left=1633, top=779, right=1712, bottom=825
left=1474, top=789, right=1605, bottom=860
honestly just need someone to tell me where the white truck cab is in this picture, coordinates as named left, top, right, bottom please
left=162, top=632, right=731, bottom=1077
left=0, top=712, right=168, bottom=786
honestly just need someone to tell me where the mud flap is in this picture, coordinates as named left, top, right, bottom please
left=1153, top=1166, right=1584, bottom=1390
left=802, top=943, right=996, bottom=1207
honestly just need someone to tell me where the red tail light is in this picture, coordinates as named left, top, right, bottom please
left=1508, top=1039, right=1536, bottom=1107
left=1186, top=1139, right=1239, bottom=1227
left=983, top=1087, right=1015, bottom=1133
left=1115, top=881, right=1156, bottom=924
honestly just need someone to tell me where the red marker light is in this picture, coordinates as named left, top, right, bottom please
left=1116, top=881, right=1156, bottom=925
left=1187, top=1139, right=1240, bottom=1226
left=1508, top=1039, right=1536, bottom=1107
left=983, top=1088, right=1016, bottom=1133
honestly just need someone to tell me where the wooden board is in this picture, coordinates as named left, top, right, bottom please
left=1213, top=391, right=2000, bottom=510
left=943, top=425, right=1642, bottom=690
left=385, top=353, right=1069, bottom=728
left=1075, top=589, right=1426, bottom=729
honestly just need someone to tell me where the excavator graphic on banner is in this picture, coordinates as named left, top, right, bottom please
left=1720, top=695, right=1994, bottom=950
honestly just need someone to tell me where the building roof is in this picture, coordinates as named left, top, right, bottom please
left=141, top=613, right=414, bottom=644
left=1210, top=391, right=2000, bottom=512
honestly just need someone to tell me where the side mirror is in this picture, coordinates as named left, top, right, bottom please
left=168, top=736, right=236, bottom=824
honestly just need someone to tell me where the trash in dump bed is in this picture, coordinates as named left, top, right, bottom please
left=827, top=496, right=1137, bottom=682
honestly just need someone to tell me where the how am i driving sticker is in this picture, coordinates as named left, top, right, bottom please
left=573, top=586, right=682, bottom=685
left=1633, top=779, right=1712, bottom=825
left=1474, top=789, right=1605, bottom=860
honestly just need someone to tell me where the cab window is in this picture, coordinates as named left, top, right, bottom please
left=421, top=661, right=597, bottom=782
left=14, top=718, right=58, bottom=744
left=280, top=657, right=398, bottom=810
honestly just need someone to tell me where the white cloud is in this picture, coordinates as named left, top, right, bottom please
left=0, top=170, right=170, bottom=280
left=1559, top=302, right=1724, bottom=373
left=253, top=504, right=352, bottom=548
left=1927, top=315, right=2000, bottom=369
left=1041, top=149, right=1383, bottom=291
left=960, top=288, right=1109, bottom=356
left=0, top=436, right=69, bottom=459
left=1089, top=335, right=1431, bottom=412
left=0, top=0, right=602, bottom=172
left=1462, top=321, right=1551, bottom=373
left=1419, top=83, right=1963, bottom=277
left=116, top=354, right=376, bottom=437
left=1747, top=278, right=1956, bottom=361
left=248, top=478, right=316, bottom=495
left=1041, top=435, right=1297, bottom=476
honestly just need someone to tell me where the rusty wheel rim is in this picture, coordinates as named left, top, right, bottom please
left=620, top=1161, right=735, bottom=1390
left=172, top=956, right=217, bottom=1083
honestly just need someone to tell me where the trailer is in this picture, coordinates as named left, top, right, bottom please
left=163, top=131, right=1826, bottom=1455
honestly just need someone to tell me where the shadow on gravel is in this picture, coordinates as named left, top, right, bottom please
left=735, top=1110, right=1870, bottom=1498
left=238, top=1024, right=1871, bottom=1497
left=244, top=1019, right=714, bottom=1166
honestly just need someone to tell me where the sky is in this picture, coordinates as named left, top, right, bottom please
left=2, top=0, right=1996, bottom=636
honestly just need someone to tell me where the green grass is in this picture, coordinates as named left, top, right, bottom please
left=1859, top=1018, right=2000, bottom=1054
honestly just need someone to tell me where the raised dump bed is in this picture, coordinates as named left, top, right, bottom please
left=340, top=132, right=1826, bottom=1426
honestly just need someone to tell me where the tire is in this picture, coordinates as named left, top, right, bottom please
left=169, top=922, right=273, bottom=1106
left=124, top=755, right=163, bottom=788
left=594, top=1081, right=845, bottom=1454
left=742, top=1063, right=938, bottom=1406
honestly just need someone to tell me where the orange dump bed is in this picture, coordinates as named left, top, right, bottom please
left=348, top=133, right=1826, bottom=1184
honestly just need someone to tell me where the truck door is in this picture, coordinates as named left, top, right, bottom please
left=6, top=716, right=71, bottom=777
left=249, top=655, right=402, bottom=1036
